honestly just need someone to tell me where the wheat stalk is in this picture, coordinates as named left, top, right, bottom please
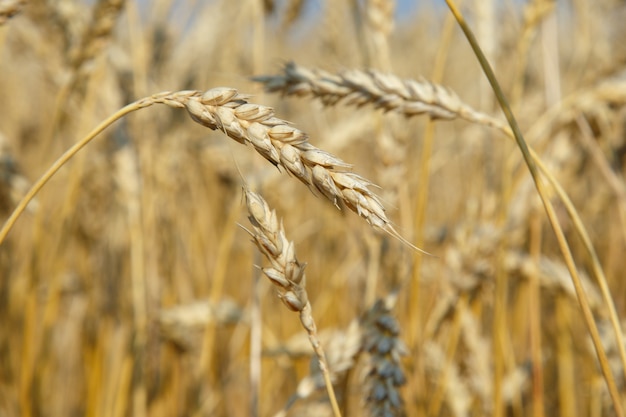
left=253, top=61, right=510, bottom=133
left=242, top=187, right=341, bottom=417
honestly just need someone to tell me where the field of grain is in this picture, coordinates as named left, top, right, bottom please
left=1, top=0, right=626, bottom=416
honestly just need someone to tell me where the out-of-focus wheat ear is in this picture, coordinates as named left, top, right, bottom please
left=423, top=341, right=471, bottom=417
left=0, top=0, right=25, bottom=24
left=66, top=0, right=125, bottom=99
left=280, top=0, right=305, bottom=30
left=360, top=293, right=407, bottom=417
left=362, top=0, right=395, bottom=71
left=243, top=188, right=342, bottom=417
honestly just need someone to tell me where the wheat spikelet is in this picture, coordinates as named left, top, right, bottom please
left=254, top=61, right=510, bottom=133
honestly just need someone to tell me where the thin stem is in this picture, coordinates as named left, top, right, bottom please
left=300, top=304, right=342, bottom=417
left=443, top=2, right=624, bottom=416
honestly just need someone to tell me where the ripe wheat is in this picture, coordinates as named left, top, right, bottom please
left=149, top=88, right=425, bottom=252
left=254, top=61, right=510, bottom=133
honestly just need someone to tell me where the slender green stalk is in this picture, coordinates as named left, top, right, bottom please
left=443, top=2, right=624, bottom=416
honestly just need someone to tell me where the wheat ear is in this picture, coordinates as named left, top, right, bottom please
left=253, top=61, right=510, bottom=133
left=68, top=0, right=125, bottom=93
left=242, top=188, right=342, bottom=417
left=0, top=88, right=426, bottom=255
left=360, top=293, right=407, bottom=417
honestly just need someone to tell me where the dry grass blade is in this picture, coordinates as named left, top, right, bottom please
left=242, top=187, right=342, bottom=417
left=253, top=61, right=510, bottom=133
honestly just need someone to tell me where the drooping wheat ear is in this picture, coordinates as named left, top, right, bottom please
left=1, top=87, right=425, bottom=255
left=167, top=88, right=425, bottom=253
left=0, top=0, right=24, bottom=24
left=253, top=61, right=510, bottom=134
left=242, top=188, right=341, bottom=417
left=360, top=293, right=407, bottom=417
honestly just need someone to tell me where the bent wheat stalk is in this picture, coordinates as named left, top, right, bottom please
left=242, top=188, right=341, bottom=417
left=0, top=88, right=424, bottom=254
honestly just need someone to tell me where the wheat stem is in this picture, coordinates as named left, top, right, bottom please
left=443, top=2, right=624, bottom=416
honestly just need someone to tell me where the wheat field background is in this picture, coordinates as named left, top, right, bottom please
left=1, top=0, right=626, bottom=416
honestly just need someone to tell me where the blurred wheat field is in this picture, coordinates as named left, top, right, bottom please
left=1, top=0, right=626, bottom=416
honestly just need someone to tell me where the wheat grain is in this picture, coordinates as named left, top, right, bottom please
left=254, top=61, right=510, bottom=133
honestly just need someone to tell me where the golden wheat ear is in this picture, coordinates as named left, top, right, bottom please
left=243, top=187, right=342, bottom=417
